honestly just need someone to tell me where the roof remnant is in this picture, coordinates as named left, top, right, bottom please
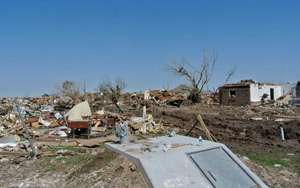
left=220, top=80, right=282, bottom=89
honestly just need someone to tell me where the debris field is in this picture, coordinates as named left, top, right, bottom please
left=0, top=89, right=299, bottom=188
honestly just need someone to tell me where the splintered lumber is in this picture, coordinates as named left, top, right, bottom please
left=196, top=114, right=217, bottom=142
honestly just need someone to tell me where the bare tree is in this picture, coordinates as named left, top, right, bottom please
left=56, top=80, right=81, bottom=100
left=98, top=79, right=126, bottom=113
left=224, top=67, right=236, bottom=85
left=169, top=50, right=217, bottom=103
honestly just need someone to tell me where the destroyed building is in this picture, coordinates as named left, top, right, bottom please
left=219, top=80, right=283, bottom=106
left=290, top=81, right=300, bottom=106
left=296, top=81, right=300, bottom=98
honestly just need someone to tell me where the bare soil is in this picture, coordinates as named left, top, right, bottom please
left=0, top=148, right=146, bottom=188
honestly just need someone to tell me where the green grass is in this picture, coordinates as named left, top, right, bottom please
left=38, top=146, right=116, bottom=174
left=38, top=154, right=94, bottom=172
left=46, top=145, right=86, bottom=153
left=246, top=152, right=289, bottom=167
left=67, top=150, right=117, bottom=179
left=237, top=149, right=300, bottom=175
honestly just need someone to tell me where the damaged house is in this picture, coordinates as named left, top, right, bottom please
left=290, top=81, right=300, bottom=106
left=296, top=81, right=300, bottom=98
left=219, top=80, right=283, bottom=106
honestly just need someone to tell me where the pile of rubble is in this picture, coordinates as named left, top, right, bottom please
left=137, top=89, right=219, bottom=107
left=0, top=94, right=167, bottom=156
left=0, top=96, right=73, bottom=154
left=126, top=89, right=189, bottom=108
left=129, top=109, right=165, bottom=134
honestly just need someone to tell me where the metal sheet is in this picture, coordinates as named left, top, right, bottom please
left=189, top=147, right=258, bottom=188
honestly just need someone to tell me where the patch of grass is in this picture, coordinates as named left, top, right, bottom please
left=39, top=157, right=57, bottom=171
left=46, top=145, right=85, bottom=153
left=246, top=152, right=289, bottom=167
left=39, top=149, right=117, bottom=173
left=237, top=149, right=300, bottom=176
left=64, top=154, right=93, bottom=166
left=67, top=150, right=117, bottom=179
left=38, top=153, right=94, bottom=172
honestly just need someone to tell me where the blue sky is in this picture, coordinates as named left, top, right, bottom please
left=0, top=0, right=299, bottom=96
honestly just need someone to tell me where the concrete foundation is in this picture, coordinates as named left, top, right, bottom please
left=105, top=135, right=268, bottom=188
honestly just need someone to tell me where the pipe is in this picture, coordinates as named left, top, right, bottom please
left=280, top=127, right=285, bottom=141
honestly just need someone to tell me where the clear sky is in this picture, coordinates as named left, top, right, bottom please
left=0, top=0, right=299, bottom=96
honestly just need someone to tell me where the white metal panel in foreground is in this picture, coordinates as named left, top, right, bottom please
left=106, top=135, right=268, bottom=188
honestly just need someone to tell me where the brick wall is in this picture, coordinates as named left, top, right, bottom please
left=219, top=86, right=250, bottom=106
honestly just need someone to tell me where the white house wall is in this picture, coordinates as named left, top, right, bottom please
left=250, top=84, right=283, bottom=102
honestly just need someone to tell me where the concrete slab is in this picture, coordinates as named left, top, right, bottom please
left=105, top=135, right=268, bottom=188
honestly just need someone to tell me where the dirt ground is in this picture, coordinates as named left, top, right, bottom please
left=0, top=147, right=147, bottom=188
left=151, top=105, right=300, bottom=151
left=0, top=104, right=300, bottom=188
left=151, top=104, right=300, bottom=187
